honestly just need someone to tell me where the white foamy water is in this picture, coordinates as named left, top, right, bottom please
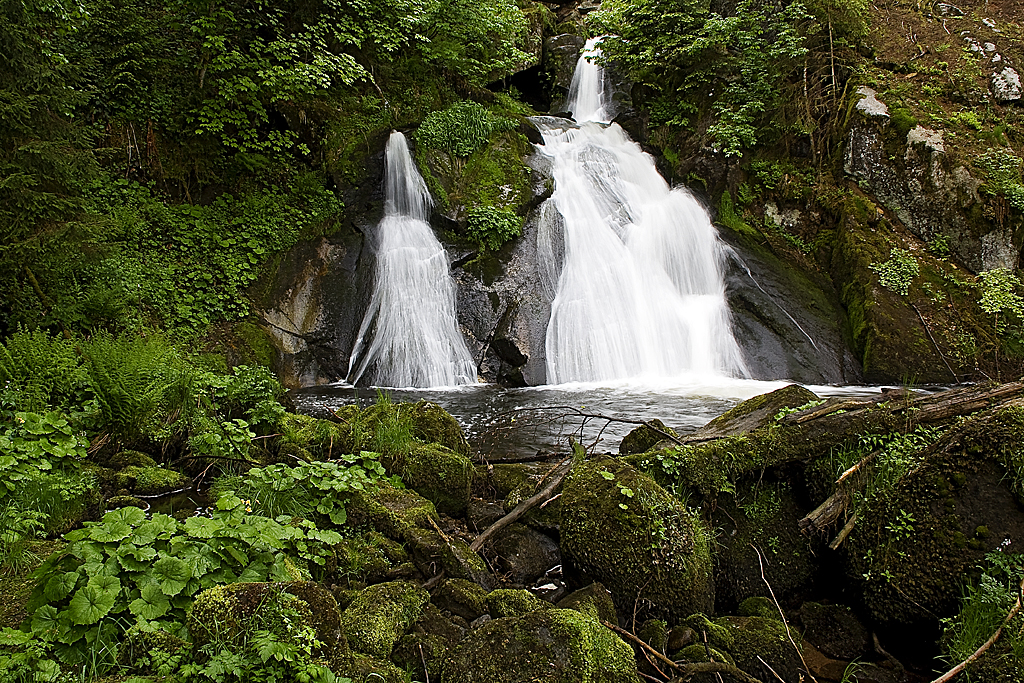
left=536, top=38, right=749, bottom=385
left=347, top=131, right=477, bottom=388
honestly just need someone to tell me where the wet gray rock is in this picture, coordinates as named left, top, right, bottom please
left=544, top=34, right=585, bottom=114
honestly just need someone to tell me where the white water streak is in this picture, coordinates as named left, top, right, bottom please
left=348, top=132, right=477, bottom=388
left=537, top=38, right=749, bottom=384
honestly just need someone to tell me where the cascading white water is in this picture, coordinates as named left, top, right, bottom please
left=347, top=131, right=477, bottom=388
left=537, top=38, right=749, bottom=384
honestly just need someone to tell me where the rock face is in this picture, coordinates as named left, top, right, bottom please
left=992, top=66, right=1021, bottom=102
left=844, top=111, right=1012, bottom=274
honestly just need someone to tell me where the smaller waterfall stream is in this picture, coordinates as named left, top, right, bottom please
left=537, top=38, right=749, bottom=384
left=347, top=132, right=476, bottom=388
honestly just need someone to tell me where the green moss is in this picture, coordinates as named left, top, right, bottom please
left=638, top=619, right=668, bottom=653
left=280, top=412, right=354, bottom=459
left=106, top=450, right=157, bottom=470
left=677, top=643, right=735, bottom=665
left=738, top=596, right=780, bottom=621
left=346, top=481, right=438, bottom=540
left=489, top=464, right=530, bottom=498
left=407, top=400, right=471, bottom=454
left=437, top=578, right=489, bottom=620
left=383, top=443, right=472, bottom=516
left=556, top=582, right=618, bottom=624
left=119, top=626, right=189, bottom=672
left=685, top=613, right=734, bottom=650
left=486, top=589, right=548, bottom=618
left=560, top=455, right=714, bottom=618
left=337, top=652, right=408, bottom=683
left=114, top=466, right=191, bottom=496
left=715, top=616, right=799, bottom=681
left=441, top=608, right=641, bottom=683
left=619, top=419, right=678, bottom=455
left=341, top=580, right=429, bottom=658
left=232, top=321, right=277, bottom=368
left=106, top=494, right=146, bottom=510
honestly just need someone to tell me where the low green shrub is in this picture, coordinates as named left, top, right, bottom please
left=415, top=101, right=516, bottom=158
left=465, top=206, right=523, bottom=251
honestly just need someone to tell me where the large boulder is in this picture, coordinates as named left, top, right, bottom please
left=382, top=443, right=472, bottom=516
left=340, top=581, right=429, bottom=658
left=440, top=608, right=641, bottom=683
left=560, top=455, right=714, bottom=618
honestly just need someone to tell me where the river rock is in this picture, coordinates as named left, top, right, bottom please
left=560, top=455, right=714, bottom=618
left=390, top=602, right=467, bottom=679
left=556, top=582, right=618, bottom=623
left=346, top=482, right=438, bottom=541
left=489, top=523, right=561, bottom=585
left=440, top=608, right=641, bottom=683
left=405, top=527, right=496, bottom=588
left=381, top=443, right=472, bottom=516
left=619, top=419, right=679, bottom=455
left=798, top=601, right=870, bottom=660
left=341, top=581, right=429, bottom=658
left=434, top=578, right=489, bottom=621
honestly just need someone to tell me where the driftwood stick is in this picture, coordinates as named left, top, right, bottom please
left=600, top=621, right=764, bottom=683
left=469, top=460, right=571, bottom=552
left=929, top=573, right=1024, bottom=683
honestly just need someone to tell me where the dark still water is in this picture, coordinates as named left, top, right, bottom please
left=291, top=378, right=887, bottom=459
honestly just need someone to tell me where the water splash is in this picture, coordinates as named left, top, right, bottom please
left=535, top=39, right=749, bottom=384
left=347, top=131, right=477, bottom=388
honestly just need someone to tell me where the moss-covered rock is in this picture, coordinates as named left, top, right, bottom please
left=441, top=608, right=641, bottom=683
left=560, top=455, right=714, bottom=618
left=383, top=443, right=472, bottom=516
left=489, top=523, right=560, bottom=585
left=797, top=601, right=869, bottom=660
left=407, top=400, right=470, bottom=455
left=391, top=601, right=467, bottom=680
left=341, top=580, right=429, bottom=658
left=690, top=384, right=820, bottom=439
left=405, top=526, right=495, bottom=588
left=619, top=419, right=678, bottom=455
left=486, top=589, right=548, bottom=618
left=738, top=596, right=780, bottom=621
left=346, top=481, right=438, bottom=540
left=435, top=578, right=489, bottom=621
left=187, top=582, right=346, bottom=663
left=280, top=411, right=356, bottom=459
left=106, top=450, right=157, bottom=470
left=556, top=583, right=618, bottom=624
left=843, top=403, right=1024, bottom=629
left=714, top=483, right=816, bottom=610
left=336, top=652, right=407, bottom=683
left=334, top=532, right=406, bottom=585
left=114, top=466, right=191, bottom=496
left=715, top=616, right=801, bottom=683
left=105, top=494, right=147, bottom=510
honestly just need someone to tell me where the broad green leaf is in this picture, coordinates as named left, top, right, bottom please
left=31, top=605, right=61, bottom=640
left=129, top=583, right=170, bottom=620
left=184, top=516, right=224, bottom=539
left=117, top=544, right=158, bottom=571
left=152, top=557, right=190, bottom=596
left=68, top=584, right=117, bottom=625
left=44, top=572, right=79, bottom=602
left=89, top=520, right=131, bottom=543
left=237, top=562, right=267, bottom=583
left=104, top=506, right=147, bottom=527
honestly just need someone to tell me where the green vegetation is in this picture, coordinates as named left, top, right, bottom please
left=870, top=248, right=919, bottom=296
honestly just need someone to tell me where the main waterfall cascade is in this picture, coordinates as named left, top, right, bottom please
left=536, top=38, right=750, bottom=384
left=347, top=131, right=477, bottom=388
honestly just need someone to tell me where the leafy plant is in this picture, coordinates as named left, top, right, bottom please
left=26, top=495, right=342, bottom=667
left=0, top=411, right=88, bottom=503
left=870, top=248, right=919, bottom=296
left=465, top=206, right=523, bottom=251
left=237, top=455, right=386, bottom=526
left=415, top=101, right=516, bottom=158
left=977, top=149, right=1024, bottom=212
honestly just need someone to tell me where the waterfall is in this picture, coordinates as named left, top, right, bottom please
left=347, top=131, right=477, bottom=388
left=536, top=38, right=749, bottom=384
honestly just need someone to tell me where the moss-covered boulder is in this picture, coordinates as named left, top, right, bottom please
left=407, top=400, right=470, bottom=455
left=187, top=582, right=346, bottom=664
left=336, top=653, right=407, bottom=683
left=689, top=384, right=820, bottom=439
left=619, top=419, right=679, bottom=455
left=714, top=483, right=816, bottom=610
left=842, top=403, right=1024, bottom=629
left=106, top=450, right=157, bottom=470
left=556, top=583, right=617, bottom=623
left=489, top=523, right=560, bottom=585
left=486, top=589, right=549, bottom=618
left=391, top=602, right=467, bottom=679
left=346, top=481, right=438, bottom=540
left=434, top=578, right=489, bottom=621
left=715, top=616, right=802, bottom=683
left=405, top=527, right=495, bottom=588
left=280, top=412, right=355, bottom=459
left=383, top=443, right=472, bottom=516
left=797, top=601, right=869, bottom=660
left=340, top=580, right=429, bottom=658
left=114, top=466, right=191, bottom=496
left=560, top=455, right=713, bottom=618
left=334, top=531, right=407, bottom=586
left=440, top=608, right=641, bottom=683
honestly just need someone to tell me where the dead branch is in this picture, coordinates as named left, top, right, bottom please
left=929, top=572, right=1024, bottom=683
left=799, top=451, right=876, bottom=534
left=601, top=620, right=764, bottom=683
left=829, top=513, right=858, bottom=550
left=469, top=459, right=571, bottom=552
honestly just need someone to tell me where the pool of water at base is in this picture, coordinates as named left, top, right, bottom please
left=292, top=377, right=901, bottom=459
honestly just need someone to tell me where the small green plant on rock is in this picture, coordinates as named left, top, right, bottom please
left=415, top=101, right=516, bottom=158
left=869, top=248, right=919, bottom=296
left=465, top=206, right=523, bottom=251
